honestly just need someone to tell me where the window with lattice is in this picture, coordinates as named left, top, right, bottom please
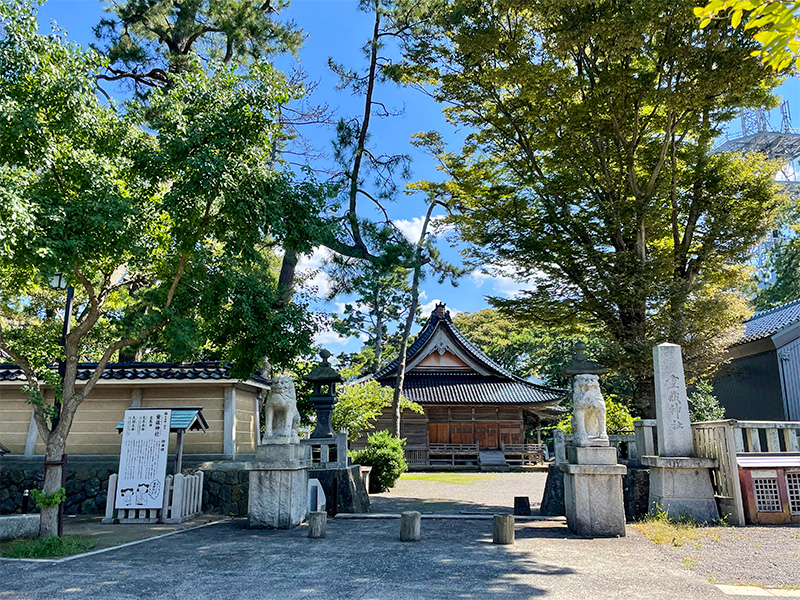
left=786, top=472, right=800, bottom=515
left=753, top=477, right=781, bottom=512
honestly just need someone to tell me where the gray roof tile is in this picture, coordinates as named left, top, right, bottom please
left=0, top=362, right=270, bottom=385
left=735, top=299, right=800, bottom=346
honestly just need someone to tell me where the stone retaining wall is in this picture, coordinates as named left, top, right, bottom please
left=0, top=456, right=253, bottom=516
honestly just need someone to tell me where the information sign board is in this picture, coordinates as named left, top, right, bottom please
left=116, top=409, right=171, bottom=510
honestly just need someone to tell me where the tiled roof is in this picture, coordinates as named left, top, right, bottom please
left=370, top=305, right=566, bottom=408
left=375, top=306, right=522, bottom=381
left=116, top=407, right=209, bottom=432
left=388, top=371, right=566, bottom=406
left=735, top=299, right=800, bottom=346
left=0, top=362, right=270, bottom=385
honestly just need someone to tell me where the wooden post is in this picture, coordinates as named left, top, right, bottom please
left=308, top=511, right=327, bottom=539
left=493, top=514, right=514, bottom=545
left=175, top=429, right=185, bottom=475
left=400, top=511, right=421, bottom=542
left=102, top=473, right=118, bottom=524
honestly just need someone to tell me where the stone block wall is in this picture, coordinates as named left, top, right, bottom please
left=0, top=457, right=118, bottom=515
left=0, top=456, right=253, bottom=517
left=201, top=465, right=249, bottom=517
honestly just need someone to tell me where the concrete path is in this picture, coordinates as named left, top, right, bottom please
left=370, top=472, right=547, bottom=514
left=0, top=518, right=732, bottom=600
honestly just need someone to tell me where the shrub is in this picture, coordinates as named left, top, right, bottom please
left=555, top=394, right=635, bottom=435
left=688, top=380, right=726, bottom=422
left=349, top=430, right=408, bottom=493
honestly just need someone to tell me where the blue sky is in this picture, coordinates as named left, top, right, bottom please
left=35, top=0, right=800, bottom=354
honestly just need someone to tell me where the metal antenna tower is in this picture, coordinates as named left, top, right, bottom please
left=716, top=101, right=800, bottom=284
left=716, top=101, right=800, bottom=193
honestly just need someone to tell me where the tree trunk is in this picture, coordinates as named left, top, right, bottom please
left=373, top=312, right=383, bottom=375
left=276, top=249, right=298, bottom=308
left=391, top=276, right=419, bottom=437
left=39, top=435, right=66, bottom=538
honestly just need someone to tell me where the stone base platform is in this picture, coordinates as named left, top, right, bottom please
left=640, top=456, right=719, bottom=522
left=560, top=462, right=627, bottom=537
left=309, top=465, right=370, bottom=516
left=0, top=514, right=38, bottom=541
left=246, top=441, right=311, bottom=529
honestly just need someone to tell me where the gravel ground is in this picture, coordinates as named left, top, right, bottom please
left=644, top=524, right=800, bottom=588
left=370, top=471, right=547, bottom=514
left=372, top=471, right=800, bottom=588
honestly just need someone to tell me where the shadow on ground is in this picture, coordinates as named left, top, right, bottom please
left=0, top=519, right=576, bottom=600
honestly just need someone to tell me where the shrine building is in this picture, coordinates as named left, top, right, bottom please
left=359, top=304, right=566, bottom=465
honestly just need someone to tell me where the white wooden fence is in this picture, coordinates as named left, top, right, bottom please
left=103, top=471, right=204, bottom=524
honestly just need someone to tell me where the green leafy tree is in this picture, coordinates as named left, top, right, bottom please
left=688, top=380, right=727, bottom=422
left=332, top=380, right=422, bottom=442
left=452, top=309, right=600, bottom=384
left=0, top=2, right=322, bottom=538
left=695, top=0, right=800, bottom=70
left=327, top=260, right=413, bottom=375
left=94, top=0, right=304, bottom=90
left=399, top=0, right=785, bottom=416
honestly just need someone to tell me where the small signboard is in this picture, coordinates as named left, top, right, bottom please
left=116, top=409, right=171, bottom=510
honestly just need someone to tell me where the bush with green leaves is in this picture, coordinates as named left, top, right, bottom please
left=688, top=380, right=726, bottom=422
left=556, top=394, right=635, bottom=435
left=349, top=430, right=407, bottom=493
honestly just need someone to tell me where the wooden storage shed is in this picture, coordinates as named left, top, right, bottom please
left=360, top=304, right=566, bottom=465
left=0, top=362, right=268, bottom=459
left=714, top=299, right=800, bottom=421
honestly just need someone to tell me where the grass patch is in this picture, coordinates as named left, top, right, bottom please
left=1, top=536, right=95, bottom=559
left=632, top=506, right=720, bottom=548
left=400, top=473, right=496, bottom=485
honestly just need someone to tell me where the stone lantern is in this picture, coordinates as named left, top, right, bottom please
left=303, top=349, right=343, bottom=439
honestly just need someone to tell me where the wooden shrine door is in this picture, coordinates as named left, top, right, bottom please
left=428, top=422, right=450, bottom=444
left=474, top=422, right=499, bottom=449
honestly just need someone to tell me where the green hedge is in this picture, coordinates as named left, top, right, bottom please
left=350, top=431, right=408, bottom=493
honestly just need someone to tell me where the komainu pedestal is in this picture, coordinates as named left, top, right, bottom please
left=560, top=445, right=627, bottom=538
left=247, top=440, right=311, bottom=529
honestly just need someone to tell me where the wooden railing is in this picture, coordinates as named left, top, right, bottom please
left=691, top=420, right=744, bottom=526
left=405, top=447, right=429, bottom=465
left=732, top=421, right=800, bottom=453
left=428, top=443, right=480, bottom=466
left=501, top=442, right=547, bottom=465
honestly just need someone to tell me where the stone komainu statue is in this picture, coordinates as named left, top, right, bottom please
left=262, top=376, right=300, bottom=442
left=571, top=373, right=609, bottom=447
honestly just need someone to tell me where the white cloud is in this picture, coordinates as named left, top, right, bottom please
left=418, top=298, right=461, bottom=318
left=296, top=247, right=333, bottom=297
left=314, top=330, right=351, bottom=347
left=393, top=215, right=449, bottom=243
left=468, top=264, right=545, bottom=298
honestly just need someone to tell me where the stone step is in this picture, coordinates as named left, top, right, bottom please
left=479, top=450, right=509, bottom=471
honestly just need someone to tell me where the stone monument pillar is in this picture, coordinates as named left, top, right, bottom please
left=559, top=343, right=627, bottom=537
left=640, top=343, right=719, bottom=522
left=247, top=377, right=311, bottom=529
